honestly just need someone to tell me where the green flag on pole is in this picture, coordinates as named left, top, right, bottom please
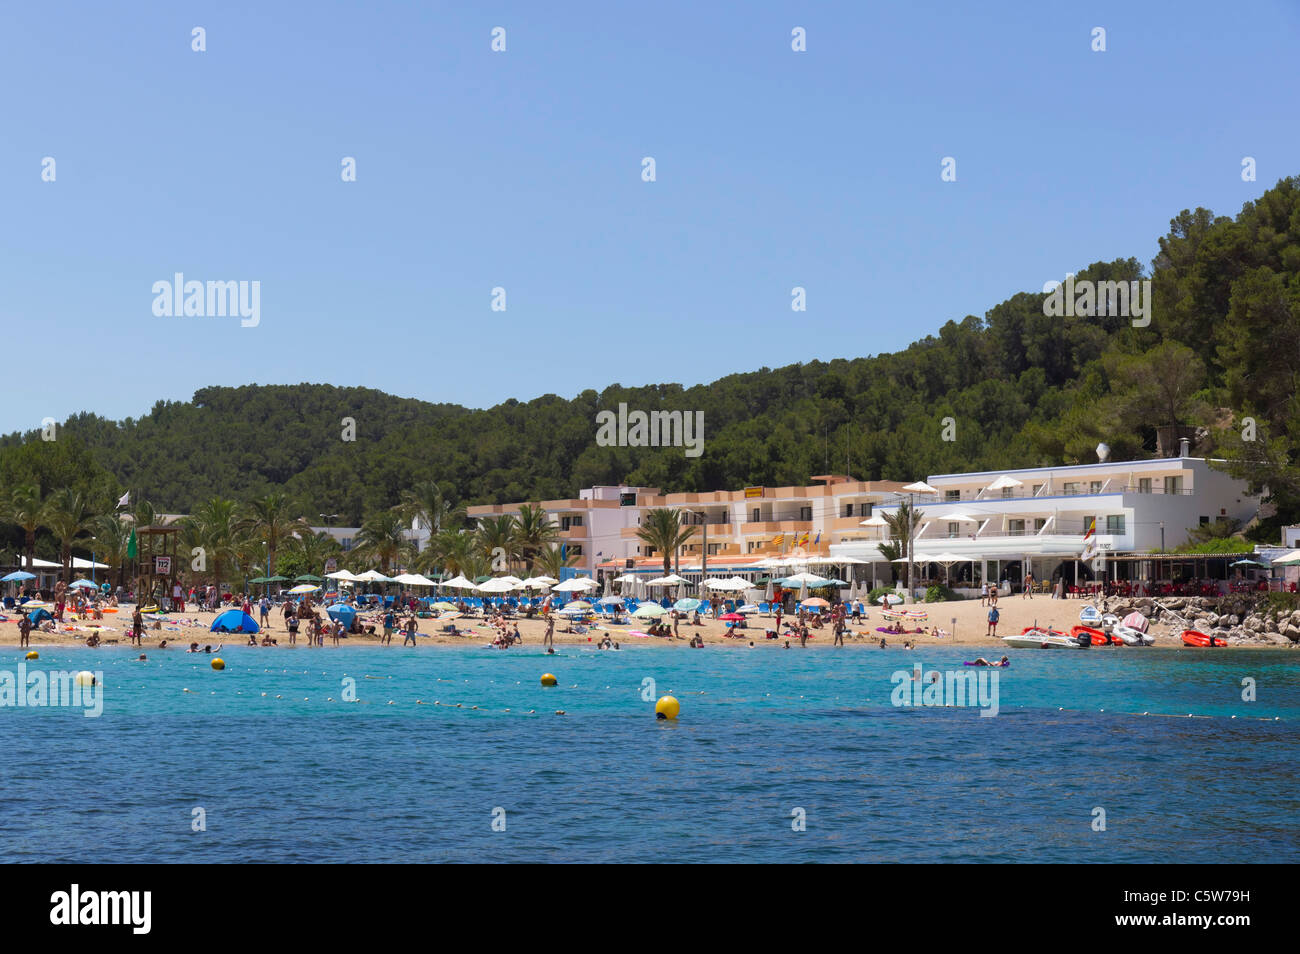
left=127, top=527, right=137, bottom=559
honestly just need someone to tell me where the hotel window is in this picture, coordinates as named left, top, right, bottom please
left=1008, top=519, right=1025, bottom=536
left=945, top=490, right=960, bottom=501
left=1034, top=518, right=1047, bottom=532
left=798, top=506, right=812, bottom=521
left=1106, top=515, right=1125, bottom=534
left=1090, top=481, right=1103, bottom=494
left=947, top=522, right=960, bottom=538
left=1199, top=516, right=1210, bottom=526
left=1031, top=484, right=1042, bottom=496
left=707, top=543, right=721, bottom=555
left=1001, top=487, right=1013, bottom=498
left=1139, top=478, right=1152, bottom=494
left=1063, top=482, right=1079, bottom=495
left=751, top=508, right=761, bottom=523
left=843, top=503, right=854, bottom=517
left=1164, top=476, right=1182, bottom=495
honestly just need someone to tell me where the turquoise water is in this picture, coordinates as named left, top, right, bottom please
left=1, top=645, right=1297, bottom=862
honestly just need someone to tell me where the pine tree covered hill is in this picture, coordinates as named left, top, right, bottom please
left=3, top=177, right=1298, bottom=532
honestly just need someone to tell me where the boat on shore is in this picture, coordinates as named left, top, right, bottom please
left=1181, top=629, right=1227, bottom=647
left=1003, top=627, right=1085, bottom=649
left=1071, top=625, right=1111, bottom=646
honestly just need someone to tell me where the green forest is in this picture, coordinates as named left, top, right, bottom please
left=3, top=177, right=1298, bottom=570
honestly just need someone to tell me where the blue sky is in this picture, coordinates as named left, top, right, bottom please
left=2, top=0, right=1297, bottom=433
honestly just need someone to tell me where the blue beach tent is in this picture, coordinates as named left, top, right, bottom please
left=211, top=609, right=259, bottom=633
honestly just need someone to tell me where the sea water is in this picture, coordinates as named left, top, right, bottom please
left=1, top=645, right=1296, bottom=862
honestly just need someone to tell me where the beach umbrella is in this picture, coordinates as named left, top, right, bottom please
left=211, top=609, right=259, bottom=633
left=441, top=574, right=478, bottom=590
left=718, top=612, right=745, bottom=622
left=27, top=607, right=53, bottom=624
left=737, top=603, right=760, bottom=614
left=986, top=475, right=1023, bottom=492
left=326, top=569, right=362, bottom=582
left=724, top=576, right=754, bottom=589
left=876, top=593, right=903, bottom=605
left=390, top=572, right=436, bottom=587
left=354, top=570, right=392, bottom=583
left=552, top=577, right=598, bottom=592
left=69, top=579, right=99, bottom=589
left=902, top=481, right=941, bottom=495
left=287, top=584, right=320, bottom=595
left=431, top=601, right=458, bottom=612
left=1269, top=549, right=1300, bottom=566
left=1, top=570, right=36, bottom=582
left=632, top=603, right=668, bottom=618
left=529, top=575, right=560, bottom=586
left=645, top=574, right=689, bottom=587
left=701, top=577, right=736, bottom=590
left=1229, top=558, right=1269, bottom=567
left=597, top=595, right=625, bottom=605
left=326, top=604, right=357, bottom=625
left=610, top=573, right=639, bottom=584
left=477, top=576, right=522, bottom=593
left=673, top=597, right=702, bottom=612
left=799, top=597, right=830, bottom=608
left=295, top=574, right=324, bottom=582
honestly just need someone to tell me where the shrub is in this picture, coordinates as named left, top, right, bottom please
left=924, top=584, right=959, bottom=603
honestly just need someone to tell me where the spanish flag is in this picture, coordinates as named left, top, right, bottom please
left=798, top=532, right=810, bottom=547
left=1083, top=518, right=1096, bottom=540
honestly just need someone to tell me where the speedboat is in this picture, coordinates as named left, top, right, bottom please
left=1003, top=627, right=1085, bottom=649
left=1071, top=625, right=1111, bottom=646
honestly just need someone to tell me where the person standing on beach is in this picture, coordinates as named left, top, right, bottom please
left=131, top=607, right=144, bottom=647
left=987, top=604, right=999, bottom=637
left=18, top=614, right=31, bottom=648
left=403, top=615, right=417, bottom=646
left=1023, top=571, right=1034, bottom=599
left=383, top=608, right=396, bottom=645
left=544, top=614, right=554, bottom=649
left=833, top=618, right=844, bottom=647
left=287, top=612, right=299, bottom=646
left=259, top=595, right=270, bottom=628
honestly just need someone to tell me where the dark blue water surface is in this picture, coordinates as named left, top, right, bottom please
left=1, top=645, right=1296, bottom=862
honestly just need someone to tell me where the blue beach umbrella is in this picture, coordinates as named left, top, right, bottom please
left=673, top=597, right=702, bottom=612
left=327, top=604, right=357, bottom=626
left=27, top=607, right=53, bottom=624
left=2, top=571, right=36, bottom=582
left=211, top=609, right=259, bottom=633
left=70, top=579, right=99, bottom=589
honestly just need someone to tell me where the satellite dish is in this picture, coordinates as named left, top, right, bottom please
left=1096, top=442, right=1111, bottom=462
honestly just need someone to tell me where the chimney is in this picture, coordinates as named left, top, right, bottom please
left=1179, top=437, right=1190, bottom=458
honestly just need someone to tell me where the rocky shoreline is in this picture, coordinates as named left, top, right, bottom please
left=1096, top=594, right=1300, bottom=647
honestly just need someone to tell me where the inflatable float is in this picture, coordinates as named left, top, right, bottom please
left=1181, top=629, right=1227, bottom=647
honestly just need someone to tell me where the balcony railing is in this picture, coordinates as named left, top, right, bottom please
left=926, top=485, right=1192, bottom=503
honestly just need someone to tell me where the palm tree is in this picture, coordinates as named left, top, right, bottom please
left=514, top=503, right=559, bottom=569
left=532, top=543, right=576, bottom=580
left=90, top=514, right=132, bottom=589
left=877, top=540, right=902, bottom=583
left=42, top=488, right=99, bottom=578
left=352, top=509, right=412, bottom=574
left=7, top=484, right=46, bottom=572
left=417, top=528, right=473, bottom=578
left=239, top=492, right=309, bottom=577
left=398, top=481, right=465, bottom=542
left=474, top=514, right=519, bottom=573
left=883, top=500, right=923, bottom=591
left=636, top=508, right=697, bottom=576
left=180, top=497, right=241, bottom=591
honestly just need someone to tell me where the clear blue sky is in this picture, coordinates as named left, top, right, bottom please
left=2, top=1, right=1297, bottom=434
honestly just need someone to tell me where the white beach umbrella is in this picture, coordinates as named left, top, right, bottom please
left=441, top=574, right=478, bottom=590
left=724, top=576, right=754, bottom=589
left=987, top=475, right=1024, bottom=491
left=902, top=481, right=941, bottom=495
left=701, top=577, right=736, bottom=590
left=611, top=573, right=640, bottom=584
left=477, top=576, right=521, bottom=593
left=645, top=574, right=689, bottom=587
left=354, top=570, right=392, bottom=582
left=287, top=583, right=320, bottom=595
left=391, top=573, right=435, bottom=587
left=552, top=577, right=598, bottom=592
left=326, top=569, right=361, bottom=581
left=1269, top=549, right=1300, bottom=566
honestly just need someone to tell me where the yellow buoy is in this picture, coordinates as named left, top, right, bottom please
left=655, top=695, right=680, bottom=720
left=211, top=658, right=226, bottom=671
left=25, top=651, right=38, bottom=660
left=74, top=671, right=96, bottom=687
left=540, top=673, right=557, bottom=686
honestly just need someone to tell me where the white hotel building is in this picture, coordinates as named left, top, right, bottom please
left=831, top=452, right=1260, bottom=591
left=468, top=451, right=1259, bottom=593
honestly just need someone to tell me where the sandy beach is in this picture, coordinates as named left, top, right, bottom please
left=2, top=593, right=1282, bottom=651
